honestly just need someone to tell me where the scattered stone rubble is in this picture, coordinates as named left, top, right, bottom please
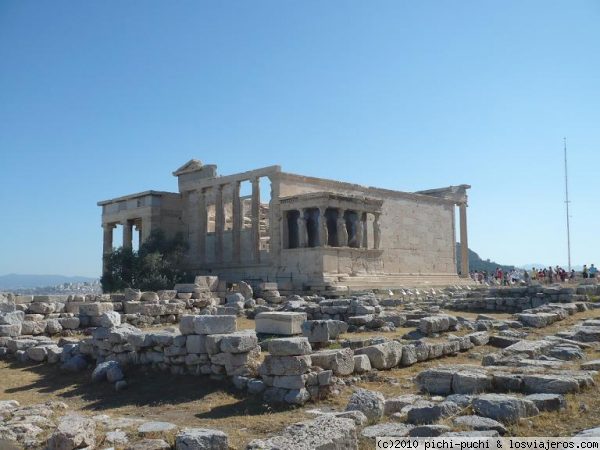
left=0, top=399, right=229, bottom=450
left=1, top=280, right=600, bottom=447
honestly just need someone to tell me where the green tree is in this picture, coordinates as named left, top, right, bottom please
left=101, top=229, right=191, bottom=292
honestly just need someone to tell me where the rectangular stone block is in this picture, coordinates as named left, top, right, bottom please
left=218, top=331, right=258, bottom=354
left=0, top=324, right=21, bottom=337
left=14, top=296, right=33, bottom=304
left=123, top=301, right=142, bottom=315
left=186, top=334, right=207, bottom=354
left=272, top=374, right=307, bottom=389
left=194, top=276, right=219, bottom=291
left=179, top=315, right=196, bottom=335
left=193, top=315, right=237, bottom=335
left=215, top=306, right=240, bottom=316
left=310, top=348, right=354, bottom=376
left=260, top=355, right=312, bottom=376
left=79, top=302, right=114, bottom=316
left=32, top=295, right=65, bottom=303
left=64, top=302, right=85, bottom=314
left=256, top=312, right=307, bottom=336
left=268, top=337, right=312, bottom=356
left=302, top=320, right=348, bottom=343
left=140, top=304, right=166, bottom=316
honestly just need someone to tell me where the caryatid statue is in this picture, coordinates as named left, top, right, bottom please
left=297, top=215, right=307, bottom=248
left=319, top=208, right=328, bottom=246
left=355, top=215, right=363, bottom=248
left=373, top=213, right=381, bottom=250
left=336, top=215, right=348, bottom=247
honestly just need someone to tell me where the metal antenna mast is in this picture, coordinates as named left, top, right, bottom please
left=564, top=137, right=572, bottom=272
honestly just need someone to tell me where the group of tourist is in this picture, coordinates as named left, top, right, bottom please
left=469, top=264, right=597, bottom=286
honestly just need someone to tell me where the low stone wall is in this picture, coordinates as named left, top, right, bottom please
left=445, top=285, right=590, bottom=313
left=0, top=311, right=336, bottom=406
left=0, top=284, right=252, bottom=338
left=82, top=314, right=259, bottom=378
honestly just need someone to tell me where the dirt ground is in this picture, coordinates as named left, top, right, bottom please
left=1, top=308, right=600, bottom=448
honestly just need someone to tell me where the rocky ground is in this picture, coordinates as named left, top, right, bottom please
left=2, top=285, right=600, bottom=449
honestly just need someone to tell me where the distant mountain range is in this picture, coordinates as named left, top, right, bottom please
left=456, top=244, right=514, bottom=274
left=0, top=274, right=98, bottom=290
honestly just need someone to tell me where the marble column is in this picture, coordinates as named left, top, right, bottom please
left=135, top=222, right=142, bottom=246
left=373, top=213, right=381, bottom=250
left=336, top=209, right=348, bottom=247
left=459, top=202, right=469, bottom=277
left=102, top=223, right=115, bottom=274
left=318, top=207, right=328, bottom=247
left=215, top=184, right=225, bottom=263
left=232, top=181, right=242, bottom=263
left=251, top=177, right=261, bottom=262
left=122, top=220, right=133, bottom=250
left=198, top=189, right=207, bottom=264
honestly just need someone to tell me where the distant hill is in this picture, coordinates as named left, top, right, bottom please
left=456, top=244, right=514, bottom=274
left=0, top=274, right=98, bottom=290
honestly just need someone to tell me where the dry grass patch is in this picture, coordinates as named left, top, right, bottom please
left=0, top=360, right=345, bottom=449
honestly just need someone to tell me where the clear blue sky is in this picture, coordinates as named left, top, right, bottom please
left=1, top=1, right=599, bottom=277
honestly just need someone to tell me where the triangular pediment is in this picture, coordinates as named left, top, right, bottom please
left=173, top=159, right=203, bottom=176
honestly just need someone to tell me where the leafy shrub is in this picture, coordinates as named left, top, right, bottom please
left=101, top=229, right=192, bottom=292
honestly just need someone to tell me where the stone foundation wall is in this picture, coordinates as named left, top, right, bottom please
left=445, top=286, right=591, bottom=313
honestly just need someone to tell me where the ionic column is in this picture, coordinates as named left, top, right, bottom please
left=215, top=184, right=225, bottom=263
left=459, top=202, right=469, bottom=277
left=336, top=209, right=348, bottom=247
left=318, top=207, right=328, bottom=247
left=251, top=177, right=261, bottom=262
left=135, top=222, right=142, bottom=246
left=373, top=213, right=381, bottom=250
left=198, top=189, right=207, bottom=264
left=122, top=220, right=133, bottom=250
left=102, top=223, right=115, bottom=274
left=232, top=181, right=242, bottom=263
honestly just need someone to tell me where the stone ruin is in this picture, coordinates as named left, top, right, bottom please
left=2, top=279, right=600, bottom=448
left=99, top=160, right=474, bottom=293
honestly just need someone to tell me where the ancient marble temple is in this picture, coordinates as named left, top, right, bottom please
left=98, top=160, right=470, bottom=291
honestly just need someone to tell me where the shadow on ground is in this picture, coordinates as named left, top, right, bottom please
left=2, top=360, right=280, bottom=416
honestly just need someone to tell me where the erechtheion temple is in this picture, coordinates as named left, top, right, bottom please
left=98, top=160, right=471, bottom=291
